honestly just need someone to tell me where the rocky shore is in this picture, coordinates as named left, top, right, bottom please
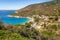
left=7, top=15, right=20, bottom=18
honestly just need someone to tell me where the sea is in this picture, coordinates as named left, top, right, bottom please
left=0, top=10, right=29, bottom=25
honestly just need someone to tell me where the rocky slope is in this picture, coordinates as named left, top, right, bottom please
left=15, top=1, right=60, bottom=17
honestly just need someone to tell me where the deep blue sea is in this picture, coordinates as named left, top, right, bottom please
left=0, top=10, right=29, bottom=25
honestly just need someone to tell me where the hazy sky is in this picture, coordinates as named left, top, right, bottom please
left=0, top=0, right=51, bottom=10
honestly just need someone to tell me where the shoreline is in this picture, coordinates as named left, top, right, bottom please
left=7, top=15, right=22, bottom=18
left=7, top=15, right=34, bottom=23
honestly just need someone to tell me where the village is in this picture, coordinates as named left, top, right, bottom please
left=28, top=15, right=58, bottom=28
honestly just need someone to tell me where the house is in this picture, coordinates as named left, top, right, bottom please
left=58, top=18, right=60, bottom=22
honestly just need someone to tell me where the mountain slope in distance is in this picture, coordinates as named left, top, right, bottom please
left=15, top=1, right=60, bottom=17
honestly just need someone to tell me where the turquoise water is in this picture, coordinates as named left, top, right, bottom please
left=0, top=10, right=29, bottom=25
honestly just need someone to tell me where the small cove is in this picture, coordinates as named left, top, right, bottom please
left=0, top=10, right=29, bottom=25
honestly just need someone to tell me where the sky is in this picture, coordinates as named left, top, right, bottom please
left=0, top=0, right=51, bottom=10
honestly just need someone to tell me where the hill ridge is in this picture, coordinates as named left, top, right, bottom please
left=15, top=1, right=60, bottom=17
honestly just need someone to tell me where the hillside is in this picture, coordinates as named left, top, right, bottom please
left=14, top=1, right=60, bottom=17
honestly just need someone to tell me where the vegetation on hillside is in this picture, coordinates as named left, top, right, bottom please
left=11, top=0, right=60, bottom=17
left=0, top=18, right=60, bottom=40
left=0, top=0, right=60, bottom=40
